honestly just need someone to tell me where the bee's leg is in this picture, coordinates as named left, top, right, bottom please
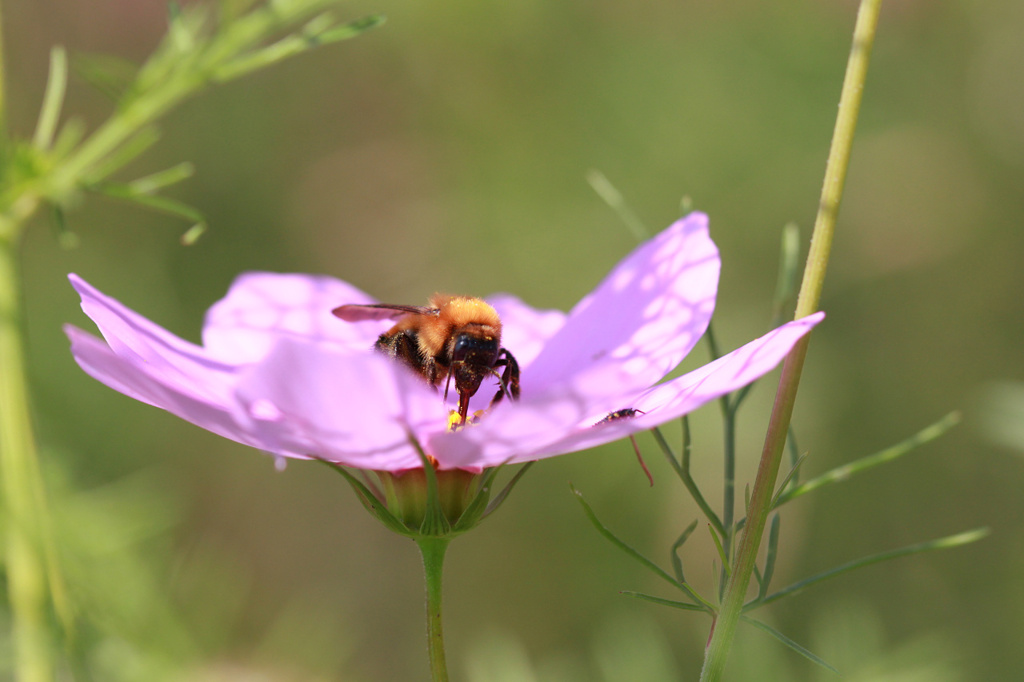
left=424, top=358, right=438, bottom=385
left=490, top=349, right=521, bottom=408
left=441, top=364, right=455, bottom=401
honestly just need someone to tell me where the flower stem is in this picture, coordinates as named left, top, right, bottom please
left=699, top=1, right=883, bottom=680
left=417, top=537, right=452, bottom=682
left=0, top=237, right=53, bottom=682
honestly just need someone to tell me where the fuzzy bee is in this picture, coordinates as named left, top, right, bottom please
left=333, top=295, right=520, bottom=426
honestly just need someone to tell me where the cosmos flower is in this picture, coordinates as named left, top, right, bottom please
left=66, top=213, right=823, bottom=480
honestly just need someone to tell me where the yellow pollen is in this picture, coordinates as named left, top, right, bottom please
left=446, top=409, right=486, bottom=431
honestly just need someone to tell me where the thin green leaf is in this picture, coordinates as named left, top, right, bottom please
left=481, top=461, right=534, bottom=520
left=219, top=0, right=262, bottom=24
left=741, top=616, right=839, bottom=674
left=735, top=453, right=804, bottom=535
left=79, top=127, right=161, bottom=184
left=670, top=519, right=699, bottom=585
left=319, top=13, right=387, bottom=42
left=729, top=381, right=754, bottom=412
left=90, top=182, right=207, bottom=237
left=755, top=527, right=990, bottom=608
left=651, top=426, right=724, bottom=537
left=704, top=321, right=722, bottom=362
left=571, top=484, right=683, bottom=591
left=127, top=162, right=195, bottom=194
left=168, top=2, right=198, bottom=53
left=33, top=47, right=69, bottom=151
left=770, top=453, right=808, bottom=510
left=774, top=412, right=961, bottom=508
left=72, top=53, right=139, bottom=102
left=585, top=168, right=649, bottom=242
left=213, top=14, right=386, bottom=82
left=786, top=424, right=801, bottom=472
left=132, top=4, right=208, bottom=96
left=51, top=119, right=86, bottom=160
left=708, top=524, right=730, bottom=578
left=621, top=591, right=710, bottom=613
left=771, top=222, right=801, bottom=327
left=49, top=204, right=79, bottom=250
left=758, top=514, right=781, bottom=601
left=179, top=223, right=206, bottom=246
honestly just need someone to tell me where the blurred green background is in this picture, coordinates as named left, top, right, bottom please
left=5, top=0, right=1024, bottom=679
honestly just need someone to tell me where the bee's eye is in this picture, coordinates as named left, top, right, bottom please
left=452, top=334, right=498, bottom=364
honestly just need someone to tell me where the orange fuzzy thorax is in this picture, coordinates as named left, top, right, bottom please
left=416, top=295, right=501, bottom=360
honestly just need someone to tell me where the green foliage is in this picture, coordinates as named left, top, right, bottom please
left=576, top=190, right=987, bottom=674
left=0, top=0, right=383, bottom=244
left=0, top=2, right=382, bottom=679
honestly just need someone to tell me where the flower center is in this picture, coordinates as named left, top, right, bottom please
left=447, top=409, right=486, bottom=431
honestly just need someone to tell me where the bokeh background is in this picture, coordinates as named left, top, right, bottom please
left=4, top=0, right=1024, bottom=679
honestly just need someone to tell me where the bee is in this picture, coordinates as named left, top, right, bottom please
left=332, top=295, right=520, bottom=426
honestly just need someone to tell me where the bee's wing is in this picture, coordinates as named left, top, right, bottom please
left=331, top=303, right=436, bottom=322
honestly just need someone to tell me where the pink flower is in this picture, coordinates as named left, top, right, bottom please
left=66, top=213, right=823, bottom=475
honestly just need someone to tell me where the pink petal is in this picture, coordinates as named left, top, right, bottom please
left=70, top=274, right=237, bottom=402
left=202, top=272, right=385, bottom=364
left=435, top=313, right=824, bottom=467
left=524, top=213, right=719, bottom=399
left=233, top=338, right=450, bottom=471
left=430, top=215, right=720, bottom=465
left=486, top=294, right=567, bottom=369
left=65, top=325, right=285, bottom=453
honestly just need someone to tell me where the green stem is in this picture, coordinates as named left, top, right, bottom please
left=0, top=238, right=53, bottom=682
left=417, top=537, right=452, bottom=682
left=699, top=1, right=883, bottom=680
left=0, top=0, right=7, bottom=141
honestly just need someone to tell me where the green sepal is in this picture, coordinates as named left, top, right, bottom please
left=317, top=460, right=411, bottom=537
left=449, top=465, right=503, bottom=534
left=410, top=436, right=452, bottom=538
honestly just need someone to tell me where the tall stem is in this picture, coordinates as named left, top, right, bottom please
left=699, top=1, right=883, bottom=680
left=0, top=0, right=7, bottom=140
left=417, top=537, right=452, bottom=682
left=0, top=237, right=53, bottom=682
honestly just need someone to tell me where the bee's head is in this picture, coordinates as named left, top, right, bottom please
left=450, top=331, right=499, bottom=395
left=451, top=331, right=498, bottom=367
